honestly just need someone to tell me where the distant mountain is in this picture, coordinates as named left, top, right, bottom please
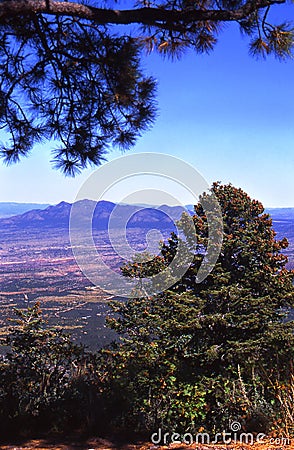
left=0, top=202, right=50, bottom=218
left=266, top=208, right=294, bottom=220
left=0, top=201, right=71, bottom=227
left=0, top=201, right=293, bottom=243
left=0, top=199, right=188, bottom=230
left=265, top=209, right=294, bottom=244
left=0, top=201, right=293, bottom=272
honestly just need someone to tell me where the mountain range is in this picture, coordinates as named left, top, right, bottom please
left=0, top=200, right=188, bottom=230
left=0, top=201, right=293, bottom=235
left=0, top=201, right=293, bottom=266
left=0, top=202, right=50, bottom=218
left=0, top=201, right=292, bottom=249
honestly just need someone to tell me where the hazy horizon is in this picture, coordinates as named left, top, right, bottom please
left=1, top=199, right=294, bottom=209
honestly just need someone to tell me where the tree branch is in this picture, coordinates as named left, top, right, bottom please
left=0, top=0, right=286, bottom=28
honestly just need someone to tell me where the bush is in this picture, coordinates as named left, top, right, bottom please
left=0, top=303, right=101, bottom=437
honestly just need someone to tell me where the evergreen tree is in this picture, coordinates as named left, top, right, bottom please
left=107, top=183, right=294, bottom=433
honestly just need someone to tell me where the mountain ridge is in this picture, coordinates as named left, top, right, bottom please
left=1, top=200, right=294, bottom=230
left=0, top=202, right=50, bottom=218
left=0, top=199, right=187, bottom=230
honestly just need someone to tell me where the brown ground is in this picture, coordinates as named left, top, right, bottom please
left=0, top=438, right=293, bottom=450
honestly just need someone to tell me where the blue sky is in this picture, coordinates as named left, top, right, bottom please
left=0, top=3, right=293, bottom=207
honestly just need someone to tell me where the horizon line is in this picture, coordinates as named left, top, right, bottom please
left=0, top=199, right=294, bottom=209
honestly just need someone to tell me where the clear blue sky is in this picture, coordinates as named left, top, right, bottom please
left=0, top=3, right=293, bottom=207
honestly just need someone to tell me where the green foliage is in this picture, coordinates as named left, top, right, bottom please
left=0, top=302, right=100, bottom=437
left=0, top=1, right=293, bottom=172
left=121, top=252, right=166, bottom=280
left=106, top=182, right=294, bottom=434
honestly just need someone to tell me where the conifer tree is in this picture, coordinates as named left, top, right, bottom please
left=107, top=183, right=294, bottom=432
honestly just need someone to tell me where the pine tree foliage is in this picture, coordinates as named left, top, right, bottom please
left=0, top=1, right=293, bottom=173
left=107, top=183, right=294, bottom=432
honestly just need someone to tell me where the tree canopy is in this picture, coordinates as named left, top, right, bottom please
left=107, top=183, right=294, bottom=433
left=0, top=0, right=293, bottom=174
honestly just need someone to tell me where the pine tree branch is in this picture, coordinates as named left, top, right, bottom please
left=0, top=0, right=286, bottom=28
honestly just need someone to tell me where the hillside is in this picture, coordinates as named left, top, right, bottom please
left=0, top=202, right=50, bottom=218
left=0, top=199, right=184, bottom=229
